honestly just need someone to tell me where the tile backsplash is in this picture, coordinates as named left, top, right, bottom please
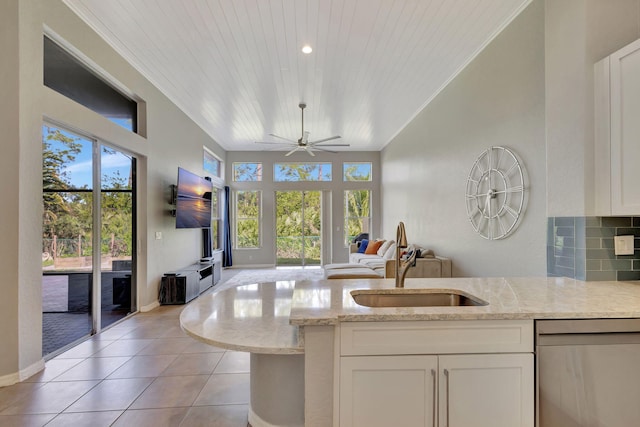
left=547, top=217, right=640, bottom=281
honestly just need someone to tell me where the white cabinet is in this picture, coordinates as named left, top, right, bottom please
left=340, top=355, right=438, bottom=427
left=595, top=38, right=640, bottom=215
left=438, top=354, right=533, bottom=427
left=337, top=320, right=534, bottom=427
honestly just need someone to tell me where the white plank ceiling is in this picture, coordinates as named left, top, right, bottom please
left=63, top=0, right=532, bottom=152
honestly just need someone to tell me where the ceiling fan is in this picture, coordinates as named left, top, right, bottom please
left=255, top=103, right=349, bottom=156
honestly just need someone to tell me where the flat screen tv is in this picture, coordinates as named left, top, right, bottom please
left=175, top=167, right=212, bottom=229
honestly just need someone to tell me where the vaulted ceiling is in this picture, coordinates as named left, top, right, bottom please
left=64, top=0, right=531, bottom=152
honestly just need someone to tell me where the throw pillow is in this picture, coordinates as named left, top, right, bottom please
left=382, top=243, right=396, bottom=260
left=365, top=240, right=384, bottom=255
left=357, top=239, right=369, bottom=253
left=419, top=248, right=435, bottom=258
left=377, top=240, right=394, bottom=257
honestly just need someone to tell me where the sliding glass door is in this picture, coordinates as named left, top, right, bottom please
left=42, top=124, right=136, bottom=356
left=275, top=191, right=321, bottom=266
left=100, top=146, right=136, bottom=329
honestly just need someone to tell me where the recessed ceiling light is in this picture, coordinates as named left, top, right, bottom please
left=302, top=45, right=312, bottom=54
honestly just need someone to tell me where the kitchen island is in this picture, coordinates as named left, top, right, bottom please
left=181, top=276, right=640, bottom=427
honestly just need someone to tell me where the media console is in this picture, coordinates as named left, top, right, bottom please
left=159, top=259, right=221, bottom=305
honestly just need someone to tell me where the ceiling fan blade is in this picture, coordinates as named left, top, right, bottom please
left=269, top=133, right=297, bottom=143
left=306, top=146, right=316, bottom=156
left=285, top=147, right=300, bottom=157
left=309, top=135, right=341, bottom=144
left=255, top=141, right=291, bottom=145
left=311, top=146, right=338, bottom=154
left=311, top=143, right=350, bottom=147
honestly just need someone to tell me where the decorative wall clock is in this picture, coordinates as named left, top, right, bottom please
left=465, top=146, right=525, bottom=240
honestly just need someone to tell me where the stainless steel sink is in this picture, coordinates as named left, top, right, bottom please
left=351, top=289, right=488, bottom=308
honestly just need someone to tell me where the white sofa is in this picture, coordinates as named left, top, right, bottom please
left=324, top=240, right=452, bottom=279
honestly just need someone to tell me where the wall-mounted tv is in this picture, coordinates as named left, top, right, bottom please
left=175, top=167, right=212, bottom=229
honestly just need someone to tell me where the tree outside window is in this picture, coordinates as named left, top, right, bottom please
left=345, top=190, right=371, bottom=246
left=274, top=162, right=332, bottom=182
left=343, top=162, right=372, bottom=181
left=236, top=190, right=261, bottom=248
left=233, top=163, right=262, bottom=182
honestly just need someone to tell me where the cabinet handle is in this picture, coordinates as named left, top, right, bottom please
left=444, top=368, right=450, bottom=427
left=431, top=369, right=437, bottom=427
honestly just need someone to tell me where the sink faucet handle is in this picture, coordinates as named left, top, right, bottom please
left=397, top=221, right=408, bottom=248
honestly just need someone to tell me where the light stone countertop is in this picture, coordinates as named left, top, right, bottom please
left=180, top=276, right=640, bottom=353
left=289, top=276, right=640, bottom=325
left=180, top=281, right=304, bottom=354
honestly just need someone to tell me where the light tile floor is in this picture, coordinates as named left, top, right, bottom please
left=0, top=303, right=250, bottom=426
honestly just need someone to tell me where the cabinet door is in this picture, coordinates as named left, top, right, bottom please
left=340, top=355, right=438, bottom=427
left=438, top=354, right=533, bottom=427
left=610, top=39, right=640, bottom=214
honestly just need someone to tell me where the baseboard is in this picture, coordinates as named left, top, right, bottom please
left=248, top=405, right=303, bottom=427
left=228, top=264, right=274, bottom=269
left=0, top=358, right=45, bottom=387
left=140, top=300, right=160, bottom=312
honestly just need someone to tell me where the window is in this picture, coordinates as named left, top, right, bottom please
left=233, top=162, right=263, bottom=182
left=43, top=36, right=138, bottom=133
left=345, top=190, right=371, bottom=246
left=236, top=190, right=261, bottom=248
left=204, top=149, right=221, bottom=178
left=274, top=163, right=332, bottom=182
left=344, top=162, right=372, bottom=181
left=204, top=150, right=223, bottom=249
left=211, top=189, right=221, bottom=250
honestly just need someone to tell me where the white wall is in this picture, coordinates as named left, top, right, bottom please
left=0, top=0, right=23, bottom=380
left=381, top=0, right=546, bottom=277
left=545, top=0, right=640, bottom=216
left=0, top=0, right=226, bottom=381
left=226, top=151, right=381, bottom=266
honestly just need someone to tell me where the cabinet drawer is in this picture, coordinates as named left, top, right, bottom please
left=340, top=320, right=533, bottom=355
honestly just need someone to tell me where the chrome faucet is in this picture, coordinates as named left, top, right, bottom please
left=395, top=222, right=417, bottom=288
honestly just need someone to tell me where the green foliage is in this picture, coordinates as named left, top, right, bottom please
left=42, top=126, right=133, bottom=261
left=275, top=191, right=321, bottom=264
left=275, top=163, right=331, bottom=182
left=42, top=127, right=83, bottom=235
left=345, top=190, right=371, bottom=245
left=233, top=163, right=262, bottom=182
left=344, top=163, right=372, bottom=181
left=237, top=219, right=259, bottom=247
left=236, top=191, right=260, bottom=248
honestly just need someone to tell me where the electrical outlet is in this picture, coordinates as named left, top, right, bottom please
left=614, top=235, right=634, bottom=255
left=155, top=231, right=162, bottom=240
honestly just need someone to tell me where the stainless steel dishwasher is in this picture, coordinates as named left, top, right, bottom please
left=536, top=319, right=640, bottom=427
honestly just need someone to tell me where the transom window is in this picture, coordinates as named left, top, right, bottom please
left=233, top=162, right=263, bottom=182
left=274, top=163, right=332, bottom=182
left=343, top=162, right=372, bottom=181
left=44, top=36, right=138, bottom=133
left=204, top=149, right=222, bottom=178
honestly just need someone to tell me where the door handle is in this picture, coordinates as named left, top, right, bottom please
left=431, top=369, right=437, bottom=427
left=444, top=368, right=450, bottom=427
